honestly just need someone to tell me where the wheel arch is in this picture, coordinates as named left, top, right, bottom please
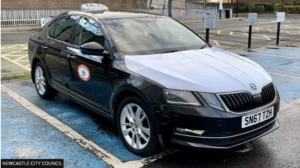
left=111, top=86, right=161, bottom=135
left=31, top=57, right=42, bottom=83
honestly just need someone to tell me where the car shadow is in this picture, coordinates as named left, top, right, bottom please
left=144, top=140, right=276, bottom=168
left=54, top=92, right=118, bottom=137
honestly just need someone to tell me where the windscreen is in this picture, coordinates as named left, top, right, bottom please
left=103, top=17, right=207, bottom=55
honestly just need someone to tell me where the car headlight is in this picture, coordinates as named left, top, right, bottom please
left=164, top=89, right=201, bottom=106
left=199, top=93, right=224, bottom=111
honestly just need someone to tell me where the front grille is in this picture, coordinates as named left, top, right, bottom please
left=220, top=83, right=276, bottom=112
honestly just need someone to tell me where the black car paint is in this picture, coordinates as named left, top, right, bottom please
left=28, top=10, right=280, bottom=149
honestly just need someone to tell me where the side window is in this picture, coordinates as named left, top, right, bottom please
left=74, top=17, right=105, bottom=47
left=48, top=21, right=56, bottom=38
left=53, top=16, right=77, bottom=43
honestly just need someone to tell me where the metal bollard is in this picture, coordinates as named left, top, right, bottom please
left=276, top=22, right=281, bottom=45
left=206, top=28, right=210, bottom=43
left=248, top=25, right=252, bottom=49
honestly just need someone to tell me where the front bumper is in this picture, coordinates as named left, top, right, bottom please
left=171, top=119, right=279, bottom=149
left=156, top=91, right=280, bottom=148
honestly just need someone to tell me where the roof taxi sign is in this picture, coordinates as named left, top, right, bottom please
left=81, top=3, right=109, bottom=11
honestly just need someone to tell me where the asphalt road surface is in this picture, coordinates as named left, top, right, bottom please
left=185, top=14, right=300, bottom=49
left=1, top=32, right=33, bottom=45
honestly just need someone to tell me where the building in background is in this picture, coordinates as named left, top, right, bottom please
left=206, top=0, right=283, bottom=3
left=1, top=0, right=137, bottom=9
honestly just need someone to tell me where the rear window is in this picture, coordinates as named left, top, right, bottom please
left=48, top=22, right=56, bottom=38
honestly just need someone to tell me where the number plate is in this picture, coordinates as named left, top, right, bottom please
left=242, top=107, right=274, bottom=128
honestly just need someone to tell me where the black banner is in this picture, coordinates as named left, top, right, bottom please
left=1, top=159, right=64, bottom=168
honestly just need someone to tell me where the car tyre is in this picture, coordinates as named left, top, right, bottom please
left=33, top=62, right=57, bottom=99
left=117, top=96, right=158, bottom=156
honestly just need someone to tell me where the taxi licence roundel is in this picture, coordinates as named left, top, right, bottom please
left=77, top=64, right=90, bottom=81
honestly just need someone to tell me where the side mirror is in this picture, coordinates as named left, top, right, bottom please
left=80, top=42, right=109, bottom=56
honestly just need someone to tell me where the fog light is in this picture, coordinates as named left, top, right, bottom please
left=175, top=128, right=205, bottom=135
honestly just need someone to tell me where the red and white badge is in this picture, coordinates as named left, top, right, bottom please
left=77, top=64, right=91, bottom=81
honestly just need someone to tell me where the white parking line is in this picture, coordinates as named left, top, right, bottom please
left=254, top=52, right=300, bottom=60
left=1, top=85, right=178, bottom=168
left=268, top=72, right=300, bottom=79
left=280, top=99, right=300, bottom=111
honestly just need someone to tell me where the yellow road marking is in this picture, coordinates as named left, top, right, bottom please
left=230, top=32, right=233, bottom=35
left=1, top=44, right=27, bottom=47
left=263, top=35, right=271, bottom=40
left=14, top=55, right=28, bottom=61
left=1, top=44, right=30, bottom=71
left=213, top=40, right=220, bottom=46
left=211, top=32, right=274, bottom=40
left=17, top=60, right=30, bottom=62
left=217, top=40, right=246, bottom=45
left=1, top=55, right=31, bottom=71
left=2, top=50, right=24, bottom=56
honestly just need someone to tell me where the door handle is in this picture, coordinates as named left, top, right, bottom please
left=67, top=55, right=76, bottom=59
left=41, top=45, right=48, bottom=49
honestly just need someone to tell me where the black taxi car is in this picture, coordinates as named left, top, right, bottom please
left=28, top=4, right=280, bottom=156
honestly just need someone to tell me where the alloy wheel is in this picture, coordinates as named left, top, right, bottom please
left=35, top=66, right=46, bottom=95
left=120, top=103, right=150, bottom=150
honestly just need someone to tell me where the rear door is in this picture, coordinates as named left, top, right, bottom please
left=66, top=16, right=116, bottom=113
left=44, top=15, right=77, bottom=87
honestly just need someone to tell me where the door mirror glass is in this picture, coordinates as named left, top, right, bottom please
left=80, top=42, right=105, bottom=55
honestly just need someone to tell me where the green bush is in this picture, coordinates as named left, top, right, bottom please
left=236, top=6, right=245, bottom=13
left=285, top=6, right=300, bottom=14
left=254, top=6, right=265, bottom=13
left=248, top=3, right=256, bottom=12
left=233, top=6, right=245, bottom=13
left=264, top=3, right=274, bottom=12
left=285, top=2, right=294, bottom=6
left=296, top=6, right=300, bottom=14
left=296, top=2, right=300, bottom=6
left=242, top=4, right=249, bottom=12
left=274, top=4, right=282, bottom=12
left=256, top=3, right=266, bottom=7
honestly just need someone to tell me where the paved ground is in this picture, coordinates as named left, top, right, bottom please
left=1, top=44, right=29, bottom=76
left=1, top=32, right=33, bottom=45
left=185, top=14, right=300, bottom=50
left=2, top=46, right=300, bottom=167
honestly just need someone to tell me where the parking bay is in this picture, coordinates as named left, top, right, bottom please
left=2, top=47, right=300, bottom=167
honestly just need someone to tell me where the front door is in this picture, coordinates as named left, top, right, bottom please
left=66, top=16, right=116, bottom=114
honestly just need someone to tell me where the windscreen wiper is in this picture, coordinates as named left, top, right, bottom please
left=200, top=44, right=208, bottom=49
